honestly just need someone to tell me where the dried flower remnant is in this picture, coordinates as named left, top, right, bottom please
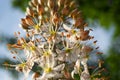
left=4, top=0, right=108, bottom=80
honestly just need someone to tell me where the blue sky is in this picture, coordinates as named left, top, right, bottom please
left=0, top=0, right=114, bottom=80
left=0, top=0, right=25, bottom=36
left=0, top=0, right=25, bottom=80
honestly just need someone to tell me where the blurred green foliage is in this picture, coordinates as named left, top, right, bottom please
left=0, top=57, right=19, bottom=79
left=0, top=34, right=16, bottom=44
left=12, top=0, right=29, bottom=11
left=106, top=49, right=120, bottom=80
left=77, top=0, right=120, bottom=37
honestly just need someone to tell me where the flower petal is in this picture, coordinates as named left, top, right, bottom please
left=53, top=64, right=65, bottom=71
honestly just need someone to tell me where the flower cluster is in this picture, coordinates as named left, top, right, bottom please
left=5, top=0, right=108, bottom=80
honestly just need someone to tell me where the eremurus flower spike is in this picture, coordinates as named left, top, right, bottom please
left=5, top=0, right=108, bottom=80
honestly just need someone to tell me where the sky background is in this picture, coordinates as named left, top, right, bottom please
left=0, top=0, right=24, bottom=80
left=0, top=0, right=114, bottom=80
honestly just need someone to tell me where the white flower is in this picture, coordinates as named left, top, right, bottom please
left=15, top=60, right=34, bottom=80
left=80, top=71, right=90, bottom=80
left=80, top=58, right=90, bottom=80
left=7, top=0, right=105, bottom=79
left=38, top=63, right=65, bottom=80
left=37, top=51, right=65, bottom=80
left=71, top=59, right=81, bottom=79
left=56, top=46, right=80, bottom=63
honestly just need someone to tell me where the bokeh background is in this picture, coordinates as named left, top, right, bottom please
left=0, top=0, right=120, bottom=80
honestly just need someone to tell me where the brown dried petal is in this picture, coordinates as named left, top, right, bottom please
left=64, top=71, right=71, bottom=79
left=12, top=44, right=22, bottom=49
left=69, top=9, right=78, bottom=18
left=21, top=18, right=27, bottom=26
left=65, top=0, right=71, bottom=5
left=31, top=0, right=38, bottom=7
left=96, top=46, right=99, bottom=49
left=94, top=40, right=97, bottom=43
left=47, top=0, right=55, bottom=9
left=13, top=56, right=16, bottom=59
left=52, top=12, right=60, bottom=25
left=37, top=4, right=44, bottom=15
left=74, top=18, right=83, bottom=27
left=81, top=46, right=93, bottom=53
left=26, top=33, right=30, bottom=37
left=32, top=72, right=40, bottom=79
left=80, top=30, right=90, bottom=41
left=20, top=18, right=30, bottom=29
left=25, top=15, right=35, bottom=26
left=62, top=6, right=69, bottom=15
left=26, top=7, right=34, bottom=16
left=96, top=52, right=103, bottom=54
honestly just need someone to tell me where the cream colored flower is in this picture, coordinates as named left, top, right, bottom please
left=6, top=0, right=105, bottom=80
left=37, top=53, right=65, bottom=80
